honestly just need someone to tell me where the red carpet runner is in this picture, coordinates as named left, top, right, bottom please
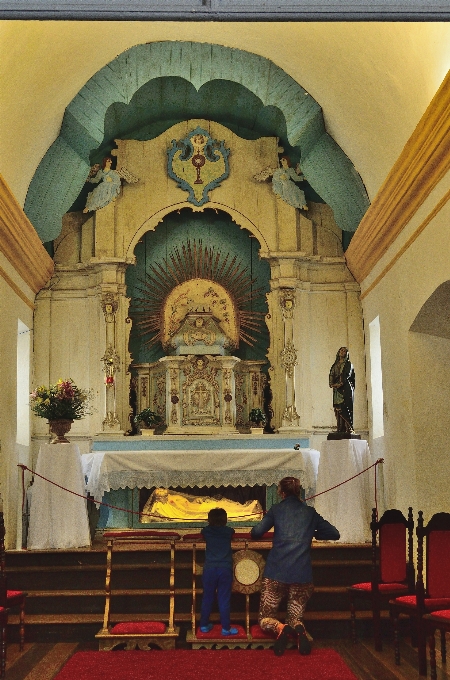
left=54, top=648, right=358, bottom=680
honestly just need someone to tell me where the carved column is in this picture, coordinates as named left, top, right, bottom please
left=279, top=288, right=300, bottom=428
left=100, top=293, right=123, bottom=432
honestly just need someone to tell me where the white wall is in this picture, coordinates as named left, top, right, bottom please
left=360, top=171, right=450, bottom=521
left=0, top=254, right=34, bottom=549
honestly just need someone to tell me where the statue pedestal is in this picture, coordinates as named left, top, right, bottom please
left=327, top=432, right=361, bottom=440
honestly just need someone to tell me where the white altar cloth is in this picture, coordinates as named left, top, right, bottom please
left=28, top=443, right=91, bottom=550
left=82, top=448, right=320, bottom=504
left=314, top=439, right=373, bottom=544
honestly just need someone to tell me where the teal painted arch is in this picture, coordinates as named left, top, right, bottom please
left=25, top=41, right=370, bottom=243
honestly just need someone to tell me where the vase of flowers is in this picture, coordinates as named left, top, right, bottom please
left=30, top=379, right=93, bottom=444
left=249, top=408, right=267, bottom=434
left=134, top=408, right=163, bottom=436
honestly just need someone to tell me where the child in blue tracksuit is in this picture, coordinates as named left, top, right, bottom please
left=200, top=507, right=238, bottom=635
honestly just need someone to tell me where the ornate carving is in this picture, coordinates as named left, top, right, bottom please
left=279, top=289, right=296, bottom=320
left=101, top=344, right=121, bottom=386
left=283, top=404, right=300, bottom=423
left=280, top=340, right=298, bottom=378
left=103, top=411, right=121, bottom=429
left=252, top=372, right=260, bottom=396
left=181, top=355, right=220, bottom=425
left=141, top=377, right=148, bottom=398
left=167, top=127, right=230, bottom=206
left=101, top=293, right=119, bottom=322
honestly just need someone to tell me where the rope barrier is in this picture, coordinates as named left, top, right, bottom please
left=18, top=456, right=384, bottom=523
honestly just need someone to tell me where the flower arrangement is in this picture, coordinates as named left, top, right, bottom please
left=134, top=408, right=163, bottom=428
left=30, top=379, right=93, bottom=421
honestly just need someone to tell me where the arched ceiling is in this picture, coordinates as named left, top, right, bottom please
left=23, top=41, right=370, bottom=241
left=1, top=21, right=450, bottom=233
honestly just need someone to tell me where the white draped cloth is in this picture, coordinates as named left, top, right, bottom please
left=314, top=439, right=373, bottom=543
left=28, top=443, right=91, bottom=549
left=82, top=448, right=320, bottom=504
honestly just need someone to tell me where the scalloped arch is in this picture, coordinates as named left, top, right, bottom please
left=24, top=41, right=369, bottom=242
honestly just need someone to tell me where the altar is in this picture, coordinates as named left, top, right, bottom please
left=82, top=435, right=319, bottom=529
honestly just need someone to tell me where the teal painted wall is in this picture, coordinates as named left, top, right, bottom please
left=126, top=208, right=270, bottom=366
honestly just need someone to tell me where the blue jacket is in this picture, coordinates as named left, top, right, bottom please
left=201, top=525, right=235, bottom=570
left=250, top=496, right=340, bottom=583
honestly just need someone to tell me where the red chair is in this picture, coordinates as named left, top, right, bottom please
left=390, top=511, right=450, bottom=676
left=348, top=507, right=414, bottom=651
left=0, top=512, right=27, bottom=650
left=424, top=609, right=449, bottom=680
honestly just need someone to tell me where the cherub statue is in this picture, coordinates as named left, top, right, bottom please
left=83, top=157, right=139, bottom=213
left=254, top=156, right=308, bottom=210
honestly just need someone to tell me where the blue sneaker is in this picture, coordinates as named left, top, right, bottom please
left=221, top=627, right=239, bottom=636
left=200, top=623, right=213, bottom=633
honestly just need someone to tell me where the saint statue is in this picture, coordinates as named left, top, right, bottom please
left=329, top=347, right=355, bottom=433
left=141, top=487, right=263, bottom=523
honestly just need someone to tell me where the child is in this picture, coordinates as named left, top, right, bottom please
left=199, top=507, right=239, bottom=636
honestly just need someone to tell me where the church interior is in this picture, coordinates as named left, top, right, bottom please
left=1, top=19, right=450, bottom=679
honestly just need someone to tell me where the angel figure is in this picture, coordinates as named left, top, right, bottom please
left=254, top=156, right=308, bottom=210
left=83, top=157, right=139, bottom=213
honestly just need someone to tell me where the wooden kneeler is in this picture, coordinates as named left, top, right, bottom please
left=185, top=535, right=274, bottom=649
left=95, top=530, right=180, bottom=651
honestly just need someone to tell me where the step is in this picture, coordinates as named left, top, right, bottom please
left=8, top=609, right=387, bottom=627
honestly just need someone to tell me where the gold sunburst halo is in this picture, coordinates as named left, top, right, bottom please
left=131, top=239, right=265, bottom=349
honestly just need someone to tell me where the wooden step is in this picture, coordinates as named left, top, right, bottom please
left=7, top=609, right=387, bottom=626
left=6, top=558, right=371, bottom=574
left=23, top=585, right=351, bottom=598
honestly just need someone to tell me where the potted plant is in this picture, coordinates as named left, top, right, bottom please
left=29, top=378, right=93, bottom=444
left=249, top=408, right=267, bottom=434
left=134, top=408, right=163, bottom=436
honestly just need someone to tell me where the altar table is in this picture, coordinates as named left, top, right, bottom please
left=28, top=443, right=91, bottom=549
left=82, top=447, right=320, bottom=505
left=314, top=439, right=373, bottom=544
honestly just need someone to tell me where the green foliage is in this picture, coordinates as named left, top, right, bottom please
left=134, top=408, right=163, bottom=428
left=249, top=408, right=266, bottom=425
left=30, top=379, right=93, bottom=420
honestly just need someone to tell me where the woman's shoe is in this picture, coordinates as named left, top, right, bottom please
left=273, top=624, right=295, bottom=656
left=294, top=623, right=311, bottom=655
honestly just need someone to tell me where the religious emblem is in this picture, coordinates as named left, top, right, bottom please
left=167, top=127, right=230, bottom=206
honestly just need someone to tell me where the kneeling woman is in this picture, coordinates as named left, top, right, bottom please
left=250, top=476, right=340, bottom=656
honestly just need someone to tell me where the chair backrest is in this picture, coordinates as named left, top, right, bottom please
left=371, top=507, right=414, bottom=588
left=417, top=511, right=450, bottom=599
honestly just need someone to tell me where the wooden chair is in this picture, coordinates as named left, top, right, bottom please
left=95, top=530, right=180, bottom=650
left=390, top=511, right=450, bottom=676
left=348, top=507, right=414, bottom=651
left=0, top=512, right=27, bottom=650
left=424, top=609, right=450, bottom=680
